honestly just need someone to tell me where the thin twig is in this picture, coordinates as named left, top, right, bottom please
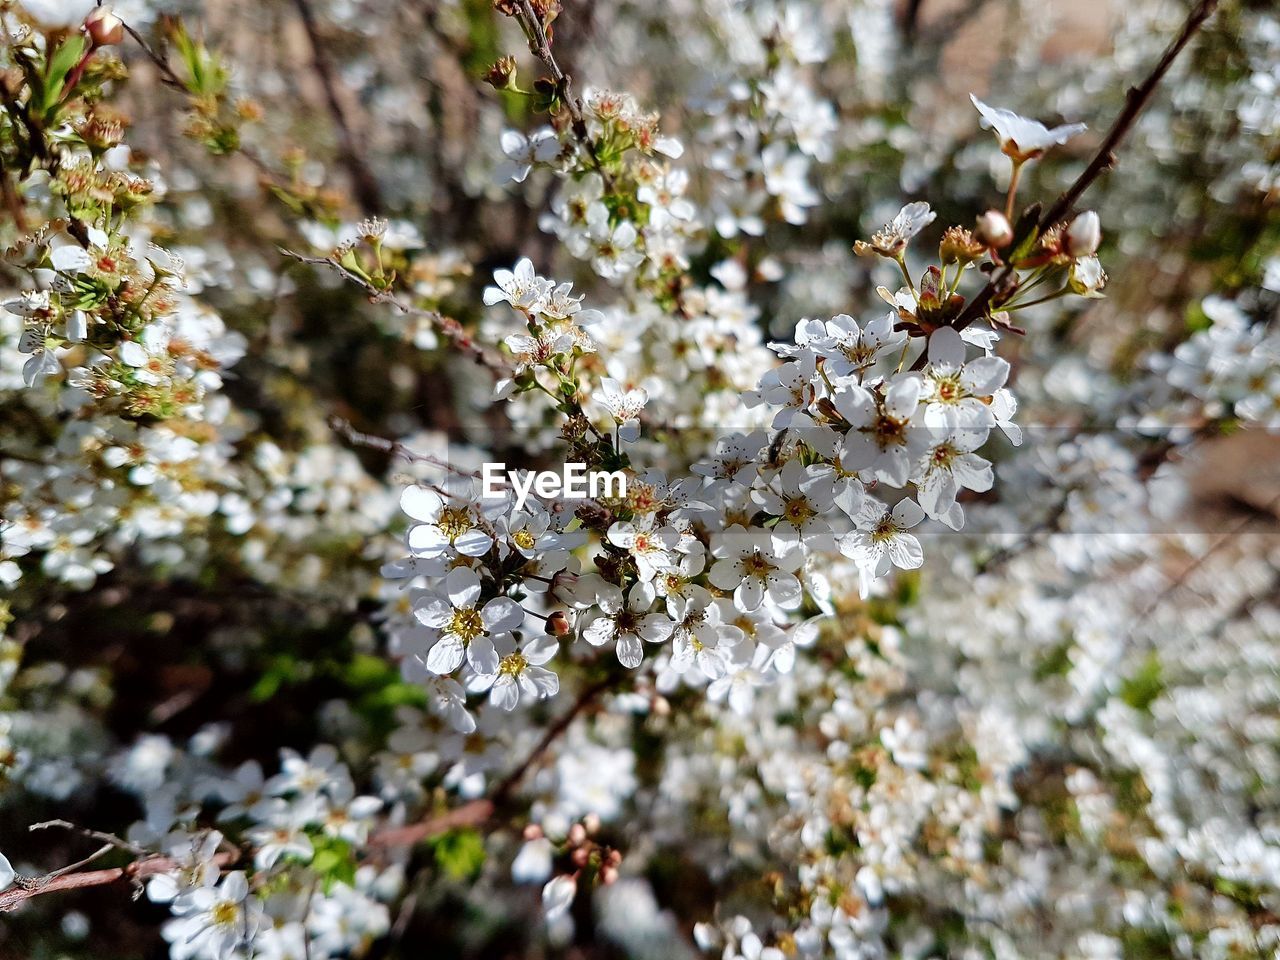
left=29, top=819, right=147, bottom=857
left=368, top=674, right=618, bottom=848
left=513, top=0, right=611, bottom=188
left=328, top=415, right=479, bottom=481
left=954, top=0, right=1219, bottom=332
left=491, top=673, right=617, bottom=803
left=121, top=22, right=185, bottom=89
left=281, top=249, right=508, bottom=373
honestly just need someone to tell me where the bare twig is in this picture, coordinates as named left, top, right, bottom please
left=289, top=0, right=384, bottom=215
left=954, top=0, right=1219, bottom=331
left=901, top=0, right=925, bottom=43
left=327, top=415, right=478, bottom=482
left=281, top=249, right=508, bottom=374
left=490, top=674, right=617, bottom=803
left=366, top=798, right=496, bottom=849
left=368, top=674, right=618, bottom=848
left=512, top=0, right=612, bottom=188
left=121, top=22, right=186, bottom=89
left=29, top=820, right=147, bottom=857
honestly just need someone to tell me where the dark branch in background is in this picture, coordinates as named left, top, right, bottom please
left=954, top=0, right=1219, bottom=331
left=490, top=674, right=617, bottom=802
left=289, top=0, right=384, bottom=215
left=369, top=674, right=619, bottom=848
left=901, top=0, right=925, bottom=43
left=915, top=0, right=995, bottom=49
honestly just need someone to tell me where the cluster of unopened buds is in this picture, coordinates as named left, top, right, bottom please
left=518, top=814, right=624, bottom=922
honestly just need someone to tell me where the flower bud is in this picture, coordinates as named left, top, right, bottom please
left=815, top=397, right=843, bottom=423
left=541, top=875, right=576, bottom=921
left=484, top=56, right=518, bottom=91
left=523, top=823, right=544, bottom=841
left=85, top=7, right=125, bottom=47
left=939, top=226, right=984, bottom=265
left=568, top=823, right=587, bottom=846
left=1065, top=211, right=1101, bottom=257
left=546, top=610, right=571, bottom=636
left=975, top=210, right=1013, bottom=249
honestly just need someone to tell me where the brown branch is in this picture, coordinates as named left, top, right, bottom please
left=0, top=852, right=235, bottom=913
left=365, top=798, right=496, bottom=849
left=512, top=0, right=612, bottom=189
left=954, top=0, right=1219, bottom=331
left=121, top=22, right=186, bottom=89
left=901, top=0, right=925, bottom=43
left=368, top=674, right=618, bottom=848
left=289, top=0, right=384, bottom=215
left=5, top=676, right=621, bottom=903
left=490, top=674, right=617, bottom=803
left=281, top=249, right=508, bottom=374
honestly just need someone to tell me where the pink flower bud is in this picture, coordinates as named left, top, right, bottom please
left=1065, top=211, right=1101, bottom=257
left=975, top=210, right=1014, bottom=249
left=85, top=7, right=125, bottom=47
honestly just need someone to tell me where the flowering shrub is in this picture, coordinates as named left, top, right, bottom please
left=1, top=0, right=1278, bottom=958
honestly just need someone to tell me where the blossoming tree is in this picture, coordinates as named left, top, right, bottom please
left=2, top=0, right=1278, bottom=957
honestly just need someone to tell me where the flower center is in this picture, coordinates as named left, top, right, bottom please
left=211, top=901, right=240, bottom=927
left=437, top=507, right=473, bottom=541
left=450, top=607, right=484, bottom=641
left=499, top=652, right=528, bottom=676
left=934, top=374, right=963, bottom=402
left=871, top=414, right=908, bottom=447
left=513, top=529, right=536, bottom=550
left=870, top=517, right=899, bottom=543
left=783, top=498, right=814, bottom=524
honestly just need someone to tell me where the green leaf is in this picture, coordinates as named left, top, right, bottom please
left=40, top=35, right=88, bottom=116
left=309, top=836, right=356, bottom=891
left=430, top=828, right=486, bottom=881
left=1118, top=653, right=1164, bottom=712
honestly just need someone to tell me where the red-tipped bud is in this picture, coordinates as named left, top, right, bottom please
left=85, top=7, right=125, bottom=47
left=546, top=610, right=571, bottom=636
